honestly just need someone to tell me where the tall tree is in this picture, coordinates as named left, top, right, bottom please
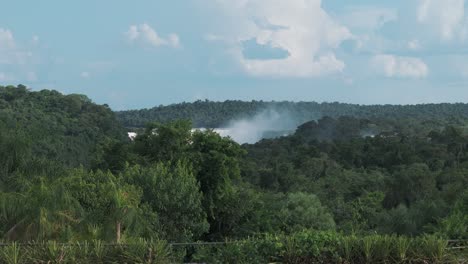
left=121, top=163, right=209, bottom=242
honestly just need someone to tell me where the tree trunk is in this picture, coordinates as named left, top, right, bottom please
left=116, top=221, right=121, bottom=243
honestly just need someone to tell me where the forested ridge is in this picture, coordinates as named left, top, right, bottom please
left=116, top=99, right=468, bottom=128
left=0, top=85, right=126, bottom=169
left=0, top=85, right=466, bottom=263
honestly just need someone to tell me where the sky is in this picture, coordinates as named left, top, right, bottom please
left=1, top=0, right=468, bottom=110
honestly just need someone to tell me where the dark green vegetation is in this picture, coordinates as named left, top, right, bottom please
left=1, top=232, right=464, bottom=263
left=0, top=85, right=467, bottom=263
left=116, top=99, right=468, bottom=128
left=0, top=85, right=125, bottom=169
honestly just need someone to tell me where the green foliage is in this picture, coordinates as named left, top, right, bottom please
left=192, top=239, right=272, bottom=264
left=416, top=235, right=449, bottom=263
left=105, top=239, right=177, bottom=264
left=133, top=120, right=192, bottom=163
left=435, top=190, right=468, bottom=239
left=116, top=99, right=468, bottom=129
left=0, top=85, right=126, bottom=170
left=242, top=116, right=468, bottom=237
left=192, top=231, right=456, bottom=264
left=0, top=242, right=23, bottom=264
left=0, top=178, right=83, bottom=241
left=27, top=241, right=69, bottom=263
left=121, top=163, right=209, bottom=242
left=0, top=86, right=467, bottom=262
left=0, top=240, right=178, bottom=264
left=384, top=163, right=437, bottom=208
left=0, top=232, right=456, bottom=263
left=190, top=130, right=245, bottom=221
left=279, top=192, right=335, bottom=232
left=344, top=192, right=385, bottom=232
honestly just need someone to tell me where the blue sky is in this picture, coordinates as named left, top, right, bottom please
left=1, top=0, right=468, bottom=110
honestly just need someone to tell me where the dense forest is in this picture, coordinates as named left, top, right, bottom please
left=0, top=85, right=466, bottom=263
left=116, top=99, right=468, bottom=128
left=0, top=85, right=126, bottom=169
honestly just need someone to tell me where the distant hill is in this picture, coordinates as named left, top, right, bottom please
left=116, top=100, right=468, bottom=128
left=0, top=85, right=126, bottom=168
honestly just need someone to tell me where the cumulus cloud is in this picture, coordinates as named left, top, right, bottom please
left=125, top=24, right=180, bottom=48
left=417, top=0, right=465, bottom=40
left=371, top=54, right=429, bottom=79
left=205, top=0, right=353, bottom=77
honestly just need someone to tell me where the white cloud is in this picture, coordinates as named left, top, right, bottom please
left=417, top=0, right=465, bottom=40
left=341, top=7, right=398, bottom=31
left=125, top=26, right=139, bottom=41
left=0, top=28, right=15, bottom=49
left=125, top=24, right=180, bottom=48
left=168, top=34, right=180, bottom=47
left=371, top=54, right=429, bottom=79
left=0, top=28, right=34, bottom=65
left=0, top=29, right=40, bottom=84
left=205, top=0, right=353, bottom=77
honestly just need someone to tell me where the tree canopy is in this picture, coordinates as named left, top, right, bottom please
left=0, top=85, right=467, bottom=248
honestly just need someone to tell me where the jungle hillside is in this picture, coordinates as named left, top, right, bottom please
left=0, top=85, right=467, bottom=263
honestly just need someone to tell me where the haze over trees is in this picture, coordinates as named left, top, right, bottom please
left=0, top=85, right=466, bottom=262
left=116, top=99, right=468, bottom=128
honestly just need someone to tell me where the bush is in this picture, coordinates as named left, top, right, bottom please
left=0, top=233, right=457, bottom=263
left=0, top=240, right=180, bottom=264
left=191, top=231, right=456, bottom=264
